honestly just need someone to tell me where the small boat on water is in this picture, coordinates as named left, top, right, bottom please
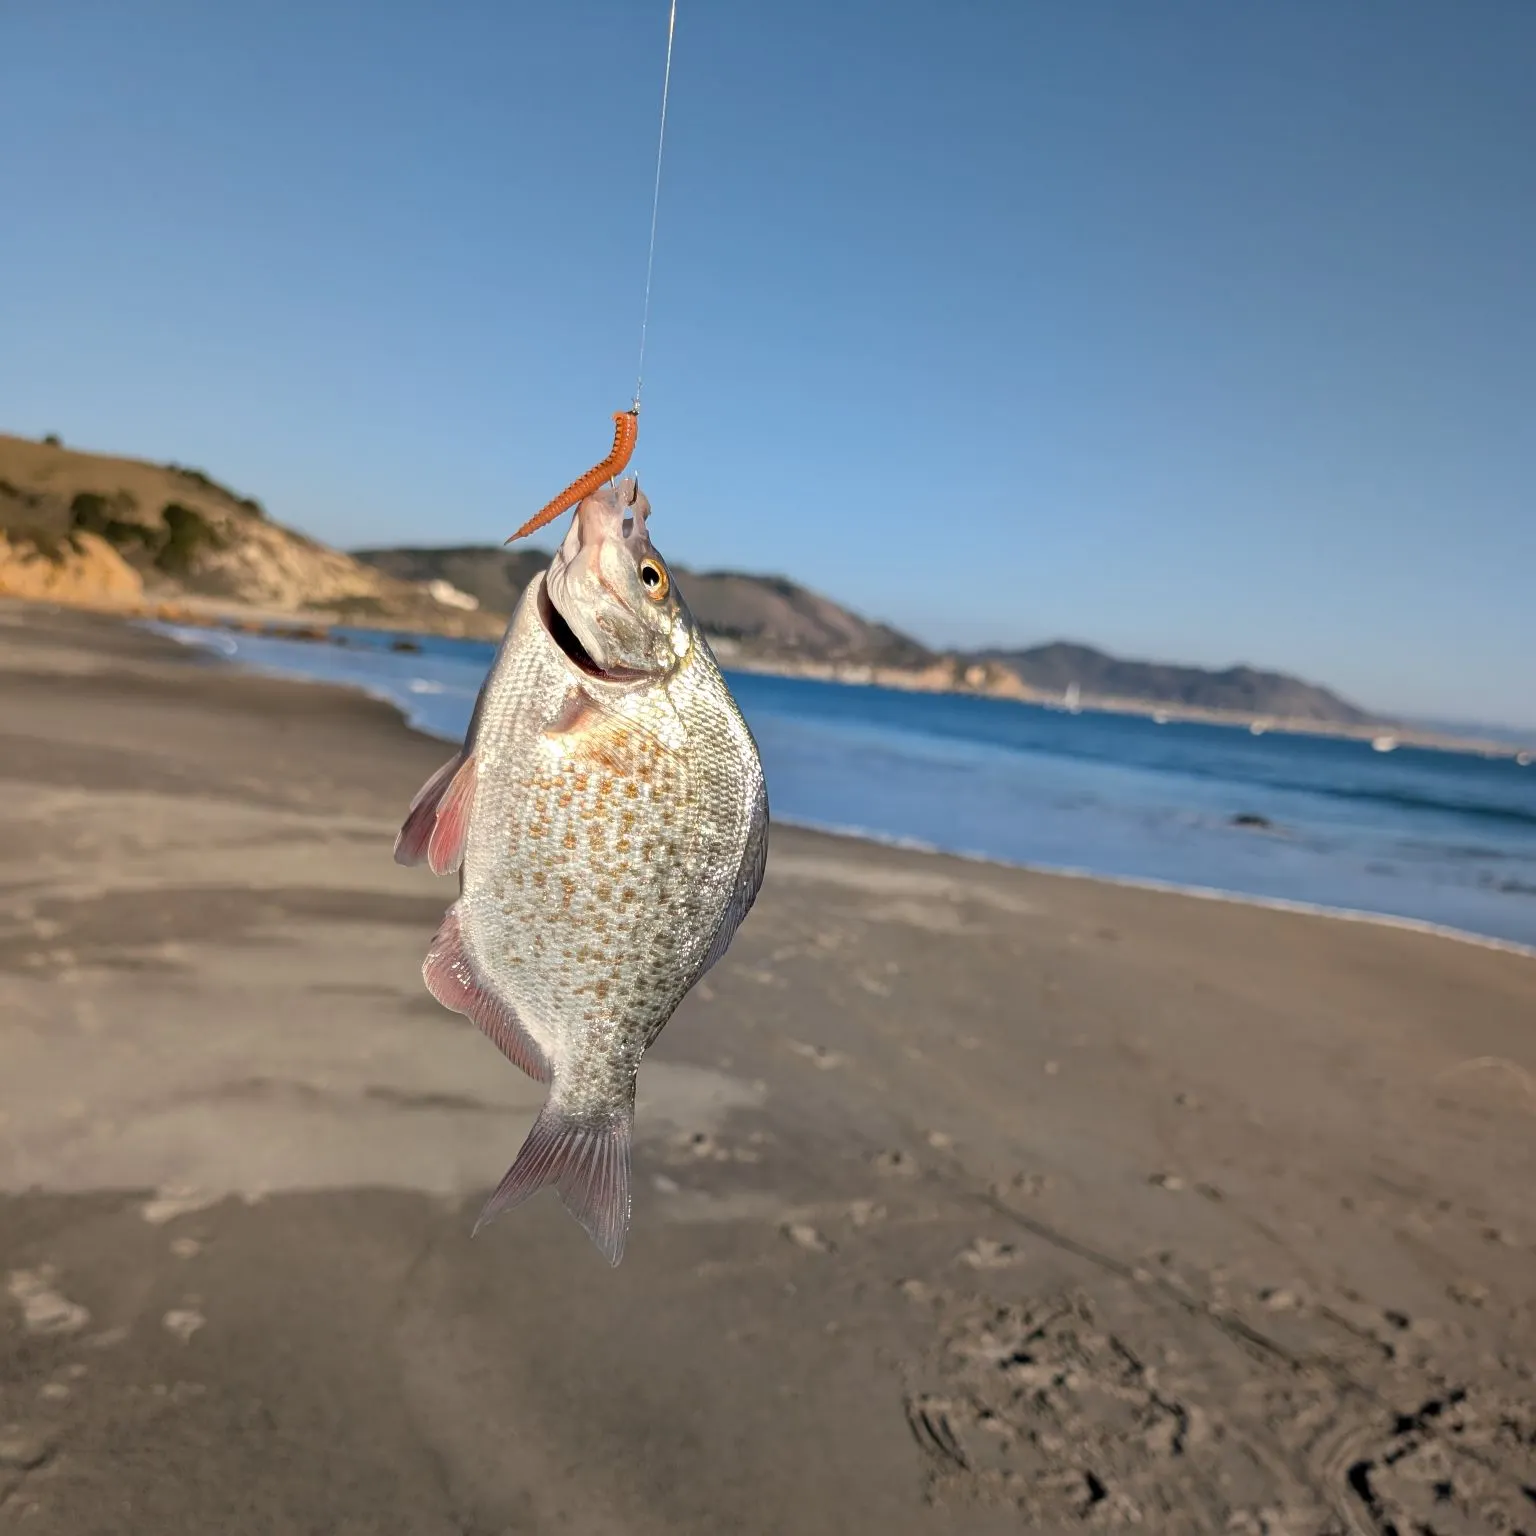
left=1519, top=750, right=1533, bottom=767
left=1371, top=734, right=1399, bottom=753
left=1064, top=682, right=1081, bottom=715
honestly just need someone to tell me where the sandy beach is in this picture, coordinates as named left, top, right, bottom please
left=1, top=598, right=1532, bottom=1535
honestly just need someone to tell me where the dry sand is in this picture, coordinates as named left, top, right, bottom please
left=0, top=600, right=1532, bottom=1535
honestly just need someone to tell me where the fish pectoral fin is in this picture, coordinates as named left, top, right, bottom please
left=395, top=752, right=478, bottom=874
left=473, top=1101, right=634, bottom=1267
left=545, top=685, right=597, bottom=735
left=394, top=753, right=462, bottom=867
left=422, top=905, right=551, bottom=1084
left=425, top=755, right=478, bottom=876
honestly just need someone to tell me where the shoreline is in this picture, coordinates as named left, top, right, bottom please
left=60, top=587, right=1531, bottom=763
left=141, top=608, right=1536, bottom=964
left=778, top=816, right=1536, bottom=963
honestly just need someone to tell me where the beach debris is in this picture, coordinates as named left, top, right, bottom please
left=162, top=1308, right=205, bottom=1344
left=140, top=1184, right=221, bottom=1225
left=396, top=478, right=767, bottom=1265
left=782, top=1222, right=833, bottom=1253
left=6, top=1267, right=90, bottom=1336
left=1446, top=1277, right=1489, bottom=1308
left=786, top=1039, right=847, bottom=1070
left=0, top=1428, right=54, bottom=1471
left=958, top=1237, right=1021, bottom=1270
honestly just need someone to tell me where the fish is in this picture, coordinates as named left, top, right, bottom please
left=394, top=477, right=768, bottom=1265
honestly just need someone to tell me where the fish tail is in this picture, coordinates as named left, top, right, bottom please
left=473, top=1099, right=634, bottom=1266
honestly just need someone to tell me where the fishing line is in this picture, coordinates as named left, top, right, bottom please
left=632, top=0, right=678, bottom=414
left=507, top=0, right=677, bottom=543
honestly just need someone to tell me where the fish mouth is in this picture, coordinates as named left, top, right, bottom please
left=538, top=580, right=650, bottom=684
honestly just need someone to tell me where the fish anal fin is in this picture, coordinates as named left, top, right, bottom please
left=473, top=1101, right=634, bottom=1266
left=425, top=755, right=478, bottom=877
left=394, top=754, right=461, bottom=867
left=422, top=905, right=551, bottom=1084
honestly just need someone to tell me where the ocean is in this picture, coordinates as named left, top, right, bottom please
left=150, top=622, right=1536, bottom=953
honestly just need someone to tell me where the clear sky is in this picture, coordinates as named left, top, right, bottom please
left=2, top=1, right=1533, bottom=727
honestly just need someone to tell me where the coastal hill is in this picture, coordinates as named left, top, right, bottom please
left=353, top=545, right=932, bottom=671
left=0, top=432, right=503, bottom=637
left=1, top=431, right=1379, bottom=725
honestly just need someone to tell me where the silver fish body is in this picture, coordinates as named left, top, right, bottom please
left=395, top=478, right=767, bottom=1264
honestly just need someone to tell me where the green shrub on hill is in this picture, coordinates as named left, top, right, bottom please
left=156, top=502, right=225, bottom=574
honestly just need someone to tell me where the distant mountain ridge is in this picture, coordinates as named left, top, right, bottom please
left=355, top=544, right=1380, bottom=724
left=980, top=641, right=1377, bottom=725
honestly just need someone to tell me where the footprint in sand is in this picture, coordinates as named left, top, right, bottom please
left=995, top=1172, right=1051, bottom=1198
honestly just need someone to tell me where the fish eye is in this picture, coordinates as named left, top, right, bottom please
left=638, top=557, right=669, bottom=601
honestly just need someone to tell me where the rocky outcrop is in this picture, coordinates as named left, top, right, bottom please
left=0, top=529, right=144, bottom=605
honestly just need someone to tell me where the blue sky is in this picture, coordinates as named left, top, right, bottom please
left=2, top=1, right=1533, bottom=727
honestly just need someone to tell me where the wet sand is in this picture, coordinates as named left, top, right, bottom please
left=1, top=599, right=1533, bottom=1535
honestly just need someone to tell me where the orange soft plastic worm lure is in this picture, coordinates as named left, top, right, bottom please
left=506, top=409, right=639, bottom=544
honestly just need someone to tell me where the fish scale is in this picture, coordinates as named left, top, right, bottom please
left=395, top=478, right=767, bottom=1264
